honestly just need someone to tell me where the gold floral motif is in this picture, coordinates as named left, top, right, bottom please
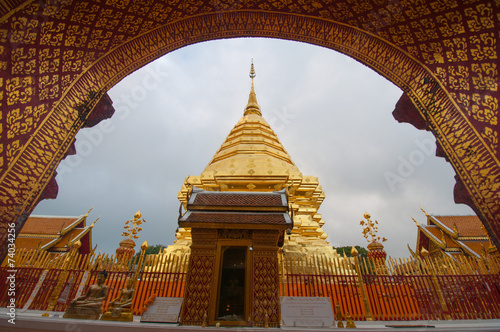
left=420, top=42, right=444, bottom=64
left=464, top=3, right=494, bottom=32
left=62, top=50, right=84, bottom=72
left=11, top=48, right=36, bottom=75
left=9, top=17, right=38, bottom=44
left=0, top=29, right=7, bottom=43
left=105, top=0, right=131, bottom=10
left=389, top=25, right=414, bottom=45
left=39, top=48, right=61, bottom=74
left=471, top=94, right=498, bottom=126
left=95, top=8, right=123, bottom=29
left=6, top=140, right=21, bottom=163
left=469, top=33, right=496, bottom=61
left=118, top=15, right=143, bottom=34
left=448, top=65, right=469, bottom=90
left=70, top=2, right=99, bottom=24
left=401, top=1, right=431, bottom=20
left=6, top=109, right=21, bottom=139
left=443, top=37, right=468, bottom=62
left=6, top=77, right=33, bottom=105
left=38, top=74, right=60, bottom=101
left=482, top=127, right=498, bottom=153
left=471, top=63, right=497, bottom=92
left=430, top=0, right=459, bottom=15
left=435, top=66, right=447, bottom=82
left=436, top=11, right=464, bottom=37
left=129, top=0, right=154, bottom=16
left=87, top=30, right=113, bottom=50
left=40, top=22, right=66, bottom=46
left=453, top=92, right=470, bottom=110
left=411, top=18, right=438, bottom=41
left=65, top=25, right=90, bottom=47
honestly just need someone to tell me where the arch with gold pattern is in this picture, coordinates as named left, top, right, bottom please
left=0, top=0, right=498, bottom=260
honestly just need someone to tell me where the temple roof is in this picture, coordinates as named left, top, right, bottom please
left=415, top=213, right=491, bottom=258
left=179, top=211, right=292, bottom=226
left=20, top=216, right=83, bottom=235
left=188, top=188, right=288, bottom=210
left=179, top=189, right=292, bottom=229
left=431, top=215, right=487, bottom=238
left=16, top=215, right=93, bottom=253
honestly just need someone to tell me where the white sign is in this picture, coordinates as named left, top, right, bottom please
left=281, top=296, right=335, bottom=327
left=141, top=297, right=183, bottom=323
left=74, top=271, right=90, bottom=298
left=22, top=270, right=49, bottom=311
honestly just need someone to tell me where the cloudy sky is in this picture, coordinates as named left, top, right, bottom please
left=33, top=38, right=474, bottom=257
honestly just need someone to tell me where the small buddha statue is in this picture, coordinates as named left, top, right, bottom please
left=101, top=277, right=135, bottom=321
left=64, top=271, right=109, bottom=319
left=346, top=312, right=356, bottom=328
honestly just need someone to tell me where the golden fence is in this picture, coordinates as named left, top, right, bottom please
left=1, top=248, right=499, bottom=320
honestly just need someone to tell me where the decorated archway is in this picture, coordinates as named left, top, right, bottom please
left=1, top=1, right=498, bottom=260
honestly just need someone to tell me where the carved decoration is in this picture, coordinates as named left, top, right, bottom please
left=218, top=229, right=252, bottom=240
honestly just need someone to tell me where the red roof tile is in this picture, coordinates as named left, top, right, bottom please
left=458, top=241, right=490, bottom=256
left=190, top=191, right=284, bottom=208
left=424, top=226, right=444, bottom=242
left=181, top=211, right=290, bottom=225
left=15, top=237, right=53, bottom=250
left=432, top=215, right=486, bottom=237
left=20, top=216, right=82, bottom=235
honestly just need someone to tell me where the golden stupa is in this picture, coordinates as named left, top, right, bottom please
left=154, top=61, right=340, bottom=266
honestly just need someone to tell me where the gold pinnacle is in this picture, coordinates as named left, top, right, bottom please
left=244, top=60, right=261, bottom=116
left=249, top=59, right=256, bottom=79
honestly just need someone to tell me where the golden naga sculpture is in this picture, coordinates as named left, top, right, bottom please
left=155, top=62, right=347, bottom=272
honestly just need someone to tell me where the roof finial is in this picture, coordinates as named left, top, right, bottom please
left=250, top=58, right=256, bottom=79
left=244, top=59, right=261, bottom=116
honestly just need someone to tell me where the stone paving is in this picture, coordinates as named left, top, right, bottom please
left=1, top=309, right=499, bottom=332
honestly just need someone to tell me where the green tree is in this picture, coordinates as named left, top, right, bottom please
left=132, top=244, right=166, bottom=263
left=333, top=245, right=369, bottom=258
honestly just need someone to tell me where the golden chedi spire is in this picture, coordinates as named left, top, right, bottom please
left=244, top=60, right=261, bottom=116
left=162, top=61, right=341, bottom=272
left=202, top=60, right=298, bottom=176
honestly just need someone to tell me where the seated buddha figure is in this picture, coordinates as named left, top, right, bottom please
left=64, top=271, right=109, bottom=319
left=100, top=277, right=135, bottom=321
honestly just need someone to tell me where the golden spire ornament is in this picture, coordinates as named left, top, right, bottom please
left=361, top=212, right=388, bottom=274
left=244, top=59, right=261, bottom=116
left=122, top=210, right=146, bottom=239
left=360, top=212, right=387, bottom=244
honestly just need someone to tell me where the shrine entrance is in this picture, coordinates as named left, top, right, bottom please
left=216, top=245, right=248, bottom=322
left=178, top=189, right=292, bottom=327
